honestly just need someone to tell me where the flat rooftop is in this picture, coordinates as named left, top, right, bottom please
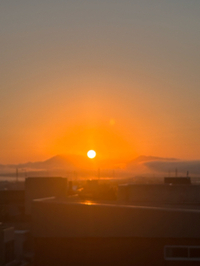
left=32, top=197, right=200, bottom=239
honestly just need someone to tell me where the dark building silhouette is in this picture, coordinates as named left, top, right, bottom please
left=32, top=199, right=200, bottom=266
left=0, top=224, right=15, bottom=265
left=118, top=182, right=200, bottom=205
left=164, top=177, right=191, bottom=185
left=0, top=190, right=25, bottom=222
left=25, top=177, right=68, bottom=215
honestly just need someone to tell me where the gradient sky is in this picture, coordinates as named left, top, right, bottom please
left=0, top=0, right=200, bottom=163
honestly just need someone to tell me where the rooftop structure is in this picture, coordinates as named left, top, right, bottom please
left=25, top=177, right=68, bottom=215
left=32, top=198, right=200, bottom=266
left=118, top=182, right=200, bottom=205
left=164, top=176, right=191, bottom=185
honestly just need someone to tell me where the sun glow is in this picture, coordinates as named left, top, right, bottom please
left=87, top=150, right=96, bottom=159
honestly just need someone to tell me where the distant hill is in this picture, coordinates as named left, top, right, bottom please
left=0, top=154, right=103, bottom=172
left=0, top=155, right=76, bottom=172
left=0, top=154, right=179, bottom=176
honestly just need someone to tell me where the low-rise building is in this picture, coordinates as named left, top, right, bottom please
left=0, top=224, right=15, bottom=266
left=118, top=182, right=200, bottom=205
left=32, top=198, right=200, bottom=266
left=25, top=177, right=68, bottom=215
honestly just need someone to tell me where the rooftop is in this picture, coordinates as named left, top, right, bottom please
left=32, top=197, right=200, bottom=239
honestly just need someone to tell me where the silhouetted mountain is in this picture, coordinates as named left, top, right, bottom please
left=15, top=155, right=77, bottom=170
left=0, top=154, right=180, bottom=176
left=1, top=154, right=101, bottom=172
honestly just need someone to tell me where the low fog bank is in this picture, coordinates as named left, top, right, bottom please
left=145, top=160, right=200, bottom=176
left=1, top=155, right=200, bottom=179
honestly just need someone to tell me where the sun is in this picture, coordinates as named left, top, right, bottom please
left=87, top=150, right=96, bottom=159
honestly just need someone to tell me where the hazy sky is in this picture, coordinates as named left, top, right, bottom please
left=0, top=0, right=200, bottom=163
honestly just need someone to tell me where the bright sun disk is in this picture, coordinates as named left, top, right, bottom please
left=87, top=150, right=96, bottom=159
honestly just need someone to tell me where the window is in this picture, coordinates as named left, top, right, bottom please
left=164, top=246, right=200, bottom=261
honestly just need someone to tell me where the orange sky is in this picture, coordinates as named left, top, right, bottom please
left=1, top=1, right=200, bottom=164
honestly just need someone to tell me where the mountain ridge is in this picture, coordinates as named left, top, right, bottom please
left=0, top=154, right=178, bottom=171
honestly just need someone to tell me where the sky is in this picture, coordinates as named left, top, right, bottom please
left=0, top=0, right=200, bottom=164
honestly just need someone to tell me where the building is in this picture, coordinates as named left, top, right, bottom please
left=25, top=177, right=68, bottom=215
left=164, top=177, right=191, bottom=185
left=0, top=190, right=25, bottom=222
left=118, top=183, right=200, bottom=205
left=0, top=224, right=15, bottom=266
left=32, top=198, right=200, bottom=266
